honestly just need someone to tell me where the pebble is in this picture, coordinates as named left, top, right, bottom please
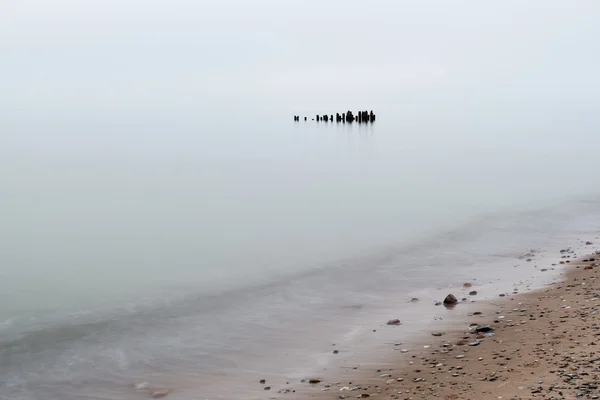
left=443, top=294, right=458, bottom=305
left=134, top=382, right=150, bottom=390
left=150, top=390, right=170, bottom=399
left=474, top=325, right=494, bottom=333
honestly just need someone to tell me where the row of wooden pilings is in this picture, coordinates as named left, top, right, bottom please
left=293, top=110, right=376, bottom=123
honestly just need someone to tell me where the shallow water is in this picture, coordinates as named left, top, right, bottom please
left=2, top=115, right=600, bottom=399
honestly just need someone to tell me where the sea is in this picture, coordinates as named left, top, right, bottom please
left=1, top=112, right=600, bottom=399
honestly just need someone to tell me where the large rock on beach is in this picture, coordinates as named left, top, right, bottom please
left=443, top=294, right=458, bottom=305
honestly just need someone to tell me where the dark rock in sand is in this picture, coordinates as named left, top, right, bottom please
left=387, top=319, right=401, bottom=325
left=264, top=386, right=271, bottom=391
left=260, top=379, right=266, bottom=384
left=308, top=378, right=322, bottom=384
left=474, top=325, right=494, bottom=333
left=435, top=302, right=442, bottom=306
left=443, top=294, right=458, bottom=305
left=586, top=241, right=593, bottom=245
left=469, top=291, right=478, bottom=296
left=333, top=350, right=339, bottom=354
left=463, top=282, right=473, bottom=288
left=410, top=297, right=419, bottom=303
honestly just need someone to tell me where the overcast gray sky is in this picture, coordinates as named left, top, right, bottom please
left=3, top=0, right=600, bottom=119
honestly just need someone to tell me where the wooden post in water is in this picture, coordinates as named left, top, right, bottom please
left=295, top=111, right=375, bottom=123
left=346, top=110, right=354, bottom=123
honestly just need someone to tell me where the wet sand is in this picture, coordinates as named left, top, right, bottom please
left=284, top=243, right=600, bottom=400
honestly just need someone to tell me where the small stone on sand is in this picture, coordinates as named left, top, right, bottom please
left=150, top=390, right=170, bottom=399
left=443, top=294, right=458, bottom=305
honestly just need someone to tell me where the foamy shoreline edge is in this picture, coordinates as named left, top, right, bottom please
left=291, top=242, right=600, bottom=400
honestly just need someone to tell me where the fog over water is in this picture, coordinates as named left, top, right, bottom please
left=2, top=1, right=600, bottom=399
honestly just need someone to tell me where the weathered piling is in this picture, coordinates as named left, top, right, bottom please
left=295, top=110, right=376, bottom=123
left=345, top=110, right=355, bottom=123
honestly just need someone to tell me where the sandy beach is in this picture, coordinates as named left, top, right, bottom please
left=273, top=242, right=600, bottom=400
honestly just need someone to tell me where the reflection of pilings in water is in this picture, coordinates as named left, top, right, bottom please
left=296, top=111, right=376, bottom=123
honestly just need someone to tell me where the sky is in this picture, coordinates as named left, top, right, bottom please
left=2, top=0, right=600, bottom=119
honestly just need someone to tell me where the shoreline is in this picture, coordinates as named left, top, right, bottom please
left=283, top=241, right=600, bottom=400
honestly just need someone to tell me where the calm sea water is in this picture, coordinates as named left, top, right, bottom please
left=1, top=114, right=600, bottom=399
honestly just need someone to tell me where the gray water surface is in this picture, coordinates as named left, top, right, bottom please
left=1, top=116, right=600, bottom=399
